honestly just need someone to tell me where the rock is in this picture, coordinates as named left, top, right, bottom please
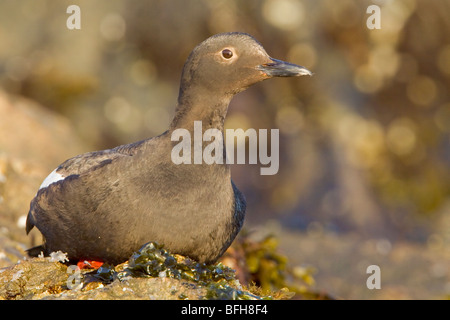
left=0, top=234, right=27, bottom=269
left=0, top=154, right=49, bottom=247
left=0, top=256, right=194, bottom=300
left=43, top=274, right=208, bottom=300
left=0, top=258, right=68, bottom=299
left=0, top=255, right=263, bottom=300
left=0, top=90, right=87, bottom=169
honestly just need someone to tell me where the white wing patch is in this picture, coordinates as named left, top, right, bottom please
left=39, top=169, right=65, bottom=190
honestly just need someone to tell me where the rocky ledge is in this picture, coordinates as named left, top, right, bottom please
left=0, top=242, right=291, bottom=300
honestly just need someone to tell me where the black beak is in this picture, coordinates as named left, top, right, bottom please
left=257, top=58, right=313, bottom=77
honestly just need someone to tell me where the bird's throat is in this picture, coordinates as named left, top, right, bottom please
left=170, top=88, right=232, bottom=133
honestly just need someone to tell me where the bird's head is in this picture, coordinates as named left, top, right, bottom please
left=179, top=32, right=312, bottom=97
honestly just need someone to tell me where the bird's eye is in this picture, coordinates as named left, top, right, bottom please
left=221, top=49, right=233, bottom=59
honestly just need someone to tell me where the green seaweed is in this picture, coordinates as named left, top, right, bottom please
left=90, top=241, right=271, bottom=300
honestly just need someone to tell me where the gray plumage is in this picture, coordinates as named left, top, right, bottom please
left=26, top=32, right=311, bottom=264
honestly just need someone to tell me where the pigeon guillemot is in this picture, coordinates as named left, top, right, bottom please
left=26, top=32, right=312, bottom=264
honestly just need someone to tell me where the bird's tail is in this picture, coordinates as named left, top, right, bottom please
left=26, top=245, right=46, bottom=257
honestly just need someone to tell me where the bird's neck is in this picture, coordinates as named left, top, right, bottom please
left=169, top=87, right=233, bottom=133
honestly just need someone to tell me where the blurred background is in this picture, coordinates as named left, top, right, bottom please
left=0, top=0, right=449, bottom=299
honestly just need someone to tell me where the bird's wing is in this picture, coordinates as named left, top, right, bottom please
left=57, top=138, right=147, bottom=176
left=26, top=139, right=148, bottom=235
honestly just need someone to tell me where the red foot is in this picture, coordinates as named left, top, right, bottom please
left=77, top=260, right=104, bottom=270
